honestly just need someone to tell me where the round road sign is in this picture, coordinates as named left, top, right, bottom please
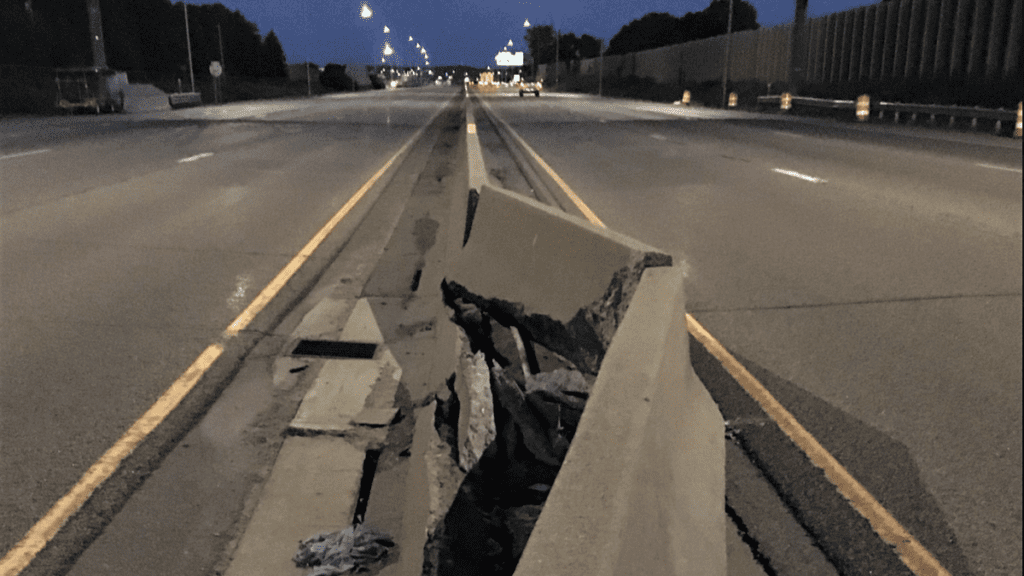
left=209, top=61, right=223, bottom=77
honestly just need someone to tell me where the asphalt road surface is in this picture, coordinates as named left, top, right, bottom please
left=0, top=88, right=455, bottom=569
left=478, top=91, right=1021, bottom=576
left=2, top=87, right=1020, bottom=576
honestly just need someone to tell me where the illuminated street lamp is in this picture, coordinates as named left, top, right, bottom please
left=383, top=25, right=389, bottom=33
left=360, top=3, right=372, bottom=18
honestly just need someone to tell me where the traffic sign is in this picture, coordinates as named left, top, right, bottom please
left=209, top=61, right=223, bottom=77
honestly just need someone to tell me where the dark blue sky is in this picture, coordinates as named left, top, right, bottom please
left=209, top=0, right=875, bottom=68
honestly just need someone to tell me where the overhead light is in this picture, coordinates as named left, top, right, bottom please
left=360, top=4, right=372, bottom=18
left=383, top=25, right=390, bottom=33
left=524, top=18, right=530, bottom=27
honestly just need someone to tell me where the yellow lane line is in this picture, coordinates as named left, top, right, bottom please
left=1, top=111, right=440, bottom=575
left=475, top=98, right=605, bottom=227
left=0, top=344, right=224, bottom=576
left=685, top=315, right=951, bottom=576
left=225, top=121, right=428, bottom=335
left=493, top=124, right=951, bottom=576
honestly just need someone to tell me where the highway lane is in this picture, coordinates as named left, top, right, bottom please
left=0, top=87, right=456, bottom=561
left=480, top=93, right=1022, bottom=575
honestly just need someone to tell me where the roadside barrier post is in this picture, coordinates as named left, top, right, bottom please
left=781, top=92, right=792, bottom=111
left=1015, top=102, right=1022, bottom=138
left=856, top=95, right=870, bottom=121
left=728, top=92, right=738, bottom=107
left=682, top=90, right=691, bottom=105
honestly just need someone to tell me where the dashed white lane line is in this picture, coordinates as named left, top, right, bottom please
left=0, top=149, right=51, bottom=161
left=772, top=167, right=828, bottom=184
left=178, top=152, right=214, bottom=163
left=975, top=162, right=1022, bottom=173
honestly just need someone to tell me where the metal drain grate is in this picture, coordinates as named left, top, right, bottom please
left=292, top=340, right=378, bottom=359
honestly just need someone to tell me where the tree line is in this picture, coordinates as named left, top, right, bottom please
left=524, top=0, right=759, bottom=65
left=1, top=0, right=287, bottom=80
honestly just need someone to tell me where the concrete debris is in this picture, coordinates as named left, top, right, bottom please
left=442, top=253, right=667, bottom=376
left=492, top=364, right=568, bottom=468
left=424, top=289, right=602, bottom=575
left=455, top=326, right=497, bottom=472
left=525, top=368, right=591, bottom=396
left=293, top=524, right=394, bottom=575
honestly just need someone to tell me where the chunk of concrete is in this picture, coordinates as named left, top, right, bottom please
left=454, top=326, right=496, bottom=472
left=290, top=299, right=401, bottom=434
left=515, top=267, right=726, bottom=576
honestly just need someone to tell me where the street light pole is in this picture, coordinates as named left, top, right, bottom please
left=720, top=0, right=734, bottom=108
left=184, top=2, right=195, bottom=93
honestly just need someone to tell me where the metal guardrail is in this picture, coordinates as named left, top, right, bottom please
left=756, top=94, right=1022, bottom=137
left=168, top=92, right=202, bottom=109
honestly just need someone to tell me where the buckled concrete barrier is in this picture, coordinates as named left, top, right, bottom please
left=445, top=183, right=726, bottom=576
left=168, top=92, right=202, bottom=109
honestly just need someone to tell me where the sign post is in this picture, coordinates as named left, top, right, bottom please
left=209, top=60, right=222, bottom=103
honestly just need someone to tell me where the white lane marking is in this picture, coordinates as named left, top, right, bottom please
left=651, top=133, right=667, bottom=141
left=0, top=148, right=51, bottom=161
left=772, top=168, right=827, bottom=184
left=975, top=162, right=1022, bottom=173
left=178, top=152, right=214, bottom=163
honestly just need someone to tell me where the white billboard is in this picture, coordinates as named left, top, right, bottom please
left=495, top=51, right=524, bottom=66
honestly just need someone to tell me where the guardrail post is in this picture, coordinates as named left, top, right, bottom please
left=856, top=94, right=870, bottom=121
left=1016, top=102, right=1022, bottom=138
left=728, top=92, right=738, bottom=107
left=682, top=90, right=691, bottom=105
left=781, top=92, right=792, bottom=111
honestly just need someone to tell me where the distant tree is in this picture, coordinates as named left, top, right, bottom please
left=259, top=30, right=287, bottom=78
left=319, top=63, right=354, bottom=91
left=524, top=24, right=556, bottom=65
left=607, top=12, right=683, bottom=56
left=607, top=0, right=759, bottom=56
left=578, top=34, right=602, bottom=59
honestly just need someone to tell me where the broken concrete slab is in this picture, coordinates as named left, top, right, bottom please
left=290, top=299, right=402, bottom=435
left=225, top=436, right=366, bottom=576
left=289, top=351, right=397, bottom=435
left=291, top=297, right=358, bottom=340
left=340, top=298, right=386, bottom=344
left=445, top=183, right=671, bottom=374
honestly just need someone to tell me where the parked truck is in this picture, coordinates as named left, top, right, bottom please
left=55, top=67, right=128, bottom=113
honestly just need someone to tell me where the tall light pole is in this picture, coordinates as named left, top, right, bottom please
left=184, top=3, right=195, bottom=92
left=720, top=0, right=734, bottom=108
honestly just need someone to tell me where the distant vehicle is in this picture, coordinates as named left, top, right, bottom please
left=518, top=79, right=541, bottom=97
left=55, top=67, right=128, bottom=114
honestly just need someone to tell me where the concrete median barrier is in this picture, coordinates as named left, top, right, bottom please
left=432, top=183, right=725, bottom=576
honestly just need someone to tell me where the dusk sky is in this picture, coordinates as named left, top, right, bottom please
left=207, top=0, right=877, bottom=69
